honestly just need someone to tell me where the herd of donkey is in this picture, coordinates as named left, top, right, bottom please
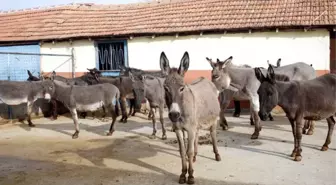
left=0, top=51, right=336, bottom=184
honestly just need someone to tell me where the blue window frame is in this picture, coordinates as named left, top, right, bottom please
left=94, top=40, right=128, bottom=77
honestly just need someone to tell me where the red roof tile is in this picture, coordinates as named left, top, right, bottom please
left=0, top=0, right=335, bottom=42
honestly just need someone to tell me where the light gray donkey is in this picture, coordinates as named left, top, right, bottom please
left=50, top=80, right=120, bottom=139
left=161, top=51, right=221, bottom=184
left=0, top=80, right=55, bottom=127
left=207, top=56, right=316, bottom=139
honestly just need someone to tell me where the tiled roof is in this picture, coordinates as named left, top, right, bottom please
left=0, top=0, right=335, bottom=42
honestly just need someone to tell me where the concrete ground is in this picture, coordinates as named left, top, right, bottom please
left=0, top=111, right=335, bottom=185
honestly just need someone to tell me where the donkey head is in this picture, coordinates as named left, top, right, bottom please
left=40, top=79, right=55, bottom=101
left=206, top=56, right=233, bottom=92
left=27, top=70, right=40, bottom=81
left=160, top=51, right=189, bottom=123
left=255, top=64, right=286, bottom=121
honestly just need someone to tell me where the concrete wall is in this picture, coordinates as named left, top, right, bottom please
left=128, top=29, right=330, bottom=82
left=40, top=40, right=96, bottom=77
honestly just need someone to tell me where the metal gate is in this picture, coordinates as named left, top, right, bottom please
left=0, top=44, right=41, bottom=81
left=0, top=46, right=75, bottom=120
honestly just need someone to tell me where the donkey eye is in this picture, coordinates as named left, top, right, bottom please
left=212, top=75, right=219, bottom=79
left=179, top=87, right=184, bottom=92
left=49, top=86, right=53, bottom=90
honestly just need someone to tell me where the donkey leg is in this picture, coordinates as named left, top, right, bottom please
left=119, top=98, right=128, bottom=123
left=268, top=113, right=274, bottom=121
left=302, top=120, right=309, bottom=135
left=193, top=130, right=199, bottom=162
left=250, top=95, right=261, bottom=139
left=128, top=99, right=134, bottom=117
left=321, top=117, right=335, bottom=151
left=307, top=120, right=315, bottom=135
left=150, top=107, right=157, bottom=139
left=233, top=100, right=241, bottom=117
left=107, top=106, right=118, bottom=136
left=159, top=105, right=167, bottom=140
left=294, top=116, right=303, bottom=161
left=175, top=129, right=188, bottom=184
left=219, top=101, right=230, bottom=130
left=289, top=118, right=298, bottom=157
left=50, top=99, right=58, bottom=120
left=186, top=129, right=196, bottom=184
left=27, top=102, right=35, bottom=127
left=70, top=108, right=80, bottom=139
left=210, top=122, right=221, bottom=161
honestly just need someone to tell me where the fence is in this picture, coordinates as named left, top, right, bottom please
left=0, top=49, right=75, bottom=121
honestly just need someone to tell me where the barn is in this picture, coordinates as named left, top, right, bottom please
left=0, top=0, right=335, bottom=111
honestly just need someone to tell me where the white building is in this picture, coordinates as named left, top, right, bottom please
left=0, top=0, right=335, bottom=109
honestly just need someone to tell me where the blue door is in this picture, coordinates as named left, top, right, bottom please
left=0, top=44, right=40, bottom=81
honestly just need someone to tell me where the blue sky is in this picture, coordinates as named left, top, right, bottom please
left=1, top=0, right=149, bottom=11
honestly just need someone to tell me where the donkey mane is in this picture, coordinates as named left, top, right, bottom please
left=274, top=73, right=290, bottom=82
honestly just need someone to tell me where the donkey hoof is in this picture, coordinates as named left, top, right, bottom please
left=162, top=135, right=167, bottom=140
left=187, top=176, right=195, bottom=184
left=302, top=129, right=307, bottom=135
left=72, top=132, right=79, bottom=139
left=307, top=130, right=314, bottom=135
left=179, top=175, right=187, bottom=184
left=321, top=145, right=329, bottom=151
left=251, top=133, right=259, bottom=140
left=233, top=113, right=240, bottom=117
left=269, top=117, right=274, bottom=121
left=106, top=131, right=114, bottom=136
left=28, top=123, right=36, bottom=127
left=221, top=125, right=228, bottom=131
left=290, top=151, right=296, bottom=157
left=215, top=154, right=221, bottom=161
left=294, top=155, right=302, bottom=162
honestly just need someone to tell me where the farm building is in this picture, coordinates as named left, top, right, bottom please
left=0, top=0, right=335, bottom=110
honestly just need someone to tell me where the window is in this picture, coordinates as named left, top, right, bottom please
left=96, top=41, right=127, bottom=71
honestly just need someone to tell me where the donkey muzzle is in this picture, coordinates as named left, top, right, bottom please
left=168, top=112, right=180, bottom=123
left=44, top=93, right=51, bottom=101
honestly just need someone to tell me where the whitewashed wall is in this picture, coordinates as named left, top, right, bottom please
left=40, top=40, right=96, bottom=75
left=128, top=29, right=330, bottom=71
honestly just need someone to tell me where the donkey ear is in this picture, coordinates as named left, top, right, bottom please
left=27, top=70, right=33, bottom=77
left=276, top=58, right=281, bottom=67
left=160, top=51, right=170, bottom=75
left=254, top=68, right=265, bottom=82
left=178, top=51, right=190, bottom=76
left=267, top=64, right=276, bottom=83
left=206, top=57, right=216, bottom=68
left=218, top=56, right=233, bottom=69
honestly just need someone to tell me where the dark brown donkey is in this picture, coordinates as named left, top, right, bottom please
left=255, top=65, right=336, bottom=161
left=161, top=51, right=221, bottom=184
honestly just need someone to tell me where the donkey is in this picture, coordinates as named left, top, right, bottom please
left=50, top=80, right=120, bottom=139
left=207, top=57, right=316, bottom=139
left=255, top=65, right=336, bottom=161
left=119, top=66, right=167, bottom=118
left=161, top=51, right=221, bottom=184
left=233, top=60, right=281, bottom=120
left=0, top=79, right=55, bottom=127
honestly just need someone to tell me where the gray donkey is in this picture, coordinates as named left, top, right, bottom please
left=255, top=65, right=336, bottom=161
left=161, top=51, right=221, bottom=184
left=120, top=67, right=168, bottom=140
left=0, top=79, right=55, bottom=127
left=50, top=80, right=120, bottom=139
left=207, top=56, right=316, bottom=139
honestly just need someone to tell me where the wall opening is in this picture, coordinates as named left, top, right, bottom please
left=96, top=41, right=128, bottom=73
left=330, top=30, right=336, bottom=73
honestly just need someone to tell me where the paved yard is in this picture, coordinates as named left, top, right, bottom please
left=0, top=112, right=335, bottom=185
